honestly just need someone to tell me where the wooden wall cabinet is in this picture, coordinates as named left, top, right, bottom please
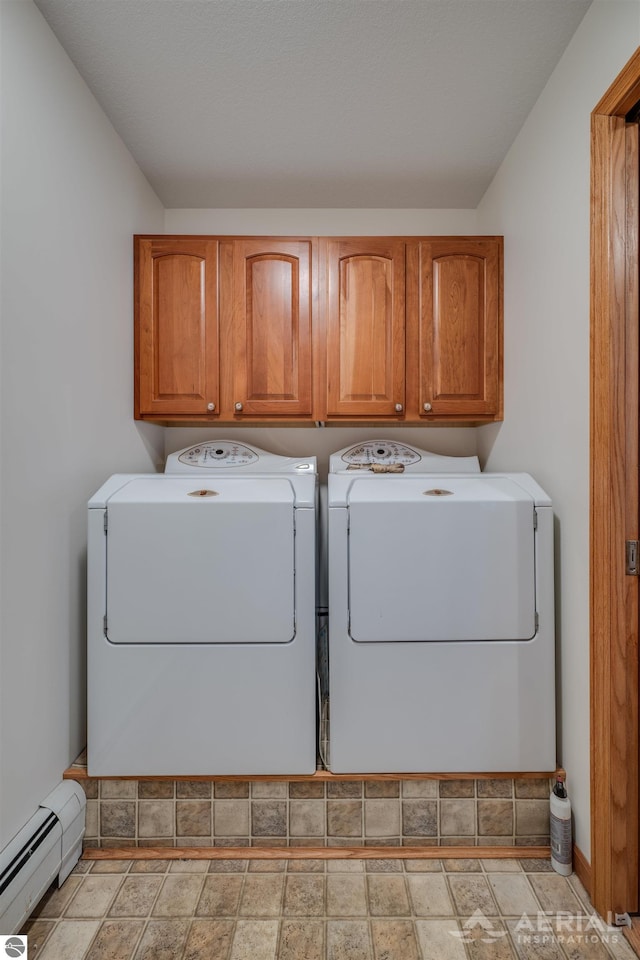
left=135, top=235, right=503, bottom=425
left=406, top=238, right=503, bottom=421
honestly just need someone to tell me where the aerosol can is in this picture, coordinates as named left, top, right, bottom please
left=550, top=772, right=572, bottom=876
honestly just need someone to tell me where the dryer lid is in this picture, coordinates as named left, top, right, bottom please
left=105, top=477, right=296, bottom=645
left=346, top=476, right=537, bottom=643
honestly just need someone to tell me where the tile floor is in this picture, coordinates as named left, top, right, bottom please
left=22, top=856, right=637, bottom=960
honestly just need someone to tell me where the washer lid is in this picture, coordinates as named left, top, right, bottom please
left=346, top=476, right=536, bottom=643
left=105, top=477, right=295, bottom=645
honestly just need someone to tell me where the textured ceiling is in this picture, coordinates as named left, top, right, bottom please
left=33, top=0, right=592, bottom=208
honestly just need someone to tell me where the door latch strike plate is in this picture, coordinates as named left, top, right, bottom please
left=626, top=540, right=639, bottom=576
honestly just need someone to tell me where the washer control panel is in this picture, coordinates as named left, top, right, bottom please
left=341, top=441, right=422, bottom=466
left=177, top=442, right=259, bottom=468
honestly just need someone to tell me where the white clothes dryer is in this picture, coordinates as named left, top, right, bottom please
left=88, top=441, right=317, bottom=776
left=327, top=440, right=555, bottom=773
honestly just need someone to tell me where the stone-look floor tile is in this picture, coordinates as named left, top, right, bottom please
left=327, top=858, right=364, bottom=872
left=37, top=920, right=100, bottom=960
left=31, top=876, right=83, bottom=917
left=152, top=874, right=205, bottom=916
left=183, top=919, right=234, bottom=960
left=482, top=860, right=522, bottom=873
left=108, top=876, right=163, bottom=916
left=229, top=920, right=279, bottom=960
left=365, top=801, right=400, bottom=838
left=278, top=919, right=324, bottom=960
left=252, top=781, right=288, bottom=799
left=289, top=800, right=325, bottom=837
left=169, top=859, right=209, bottom=873
left=327, top=781, right=363, bottom=799
left=515, top=801, right=549, bottom=837
left=129, top=860, right=170, bottom=873
left=443, top=859, right=482, bottom=872
left=506, top=919, right=566, bottom=960
left=415, top=919, right=468, bottom=960
left=514, top=778, right=551, bottom=800
left=20, top=919, right=55, bottom=954
left=196, top=875, right=244, bottom=916
left=251, top=801, right=287, bottom=837
left=366, top=875, right=410, bottom=916
left=567, top=875, right=593, bottom=911
left=371, top=919, right=420, bottom=960
left=407, top=874, right=455, bottom=917
left=138, top=780, right=174, bottom=799
left=488, top=875, right=540, bottom=916
left=214, top=801, right=250, bottom=837
left=439, top=780, right=475, bottom=798
left=248, top=859, right=287, bottom=872
left=133, top=919, right=189, bottom=960
left=365, top=859, right=403, bottom=872
left=478, top=780, right=514, bottom=799
left=283, top=875, right=324, bottom=916
left=402, top=780, right=438, bottom=799
left=404, top=859, right=443, bottom=872
left=90, top=861, right=132, bottom=875
left=214, top=782, right=250, bottom=799
left=101, top=802, right=136, bottom=839
left=440, top=799, right=476, bottom=836
left=327, top=920, right=373, bottom=960
left=478, top=801, right=514, bottom=837
left=463, top=920, right=517, bottom=959
left=137, top=801, right=174, bottom=839
left=365, top=782, right=400, bottom=798
left=448, top=875, right=499, bottom=917
left=84, top=918, right=145, bottom=959
left=289, top=781, right=325, bottom=799
left=549, top=919, right=615, bottom=960
left=100, top=780, right=137, bottom=800
left=518, top=858, right=553, bottom=873
left=528, top=874, right=582, bottom=913
left=176, top=801, right=212, bottom=837
left=208, top=859, right=248, bottom=873
left=327, top=874, right=368, bottom=916
left=239, top=875, right=285, bottom=917
left=71, top=859, right=93, bottom=874
left=327, top=800, right=363, bottom=837
left=177, top=781, right=212, bottom=799
left=66, top=875, right=123, bottom=918
left=288, top=858, right=325, bottom=872
left=402, top=800, right=437, bottom=837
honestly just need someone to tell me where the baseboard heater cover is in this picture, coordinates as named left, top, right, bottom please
left=0, top=781, right=86, bottom=934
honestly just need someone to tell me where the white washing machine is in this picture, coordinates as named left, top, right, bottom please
left=328, top=440, right=555, bottom=773
left=88, top=441, right=317, bottom=776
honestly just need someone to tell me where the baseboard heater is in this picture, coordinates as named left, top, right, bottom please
left=0, top=781, right=86, bottom=934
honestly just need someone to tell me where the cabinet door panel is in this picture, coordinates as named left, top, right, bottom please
left=326, top=239, right=405, bottom=417
left=417, top=239, right=502, bottom=418
left=136, top=239, right=219, bottom=417
left=229, top=240, right=313, bottom=417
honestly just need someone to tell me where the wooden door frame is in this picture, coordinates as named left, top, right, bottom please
left=590, top=46, right=640, bottom=920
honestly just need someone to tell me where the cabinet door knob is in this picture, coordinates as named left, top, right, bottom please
left=235, top=402, right=244, bottom=412
left=423, top=402, right=432, bottom=412
left=395, top=403, right=403, bottom=413
left=207, top=402, right=215, bottom=412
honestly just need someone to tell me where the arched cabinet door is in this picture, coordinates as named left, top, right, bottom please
left=413, top=238, right=503, bottom=420
left=135, top=238, right=219, bottom=418
left=324, top=238, right=406, bottom=418
left=222, top=239, right=313, bottom=418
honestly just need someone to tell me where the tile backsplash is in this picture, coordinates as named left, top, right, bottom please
left=77, top=777, right=551, bottom=849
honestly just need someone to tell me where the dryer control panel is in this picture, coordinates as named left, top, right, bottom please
left=176, top=442, right=259, bottom=469
left=341, top=441, right=422, bottom=467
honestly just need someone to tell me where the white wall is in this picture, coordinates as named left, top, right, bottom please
left=476, top=1, right=640, bottom=860
left=0, top=0, right=164, bottom=847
